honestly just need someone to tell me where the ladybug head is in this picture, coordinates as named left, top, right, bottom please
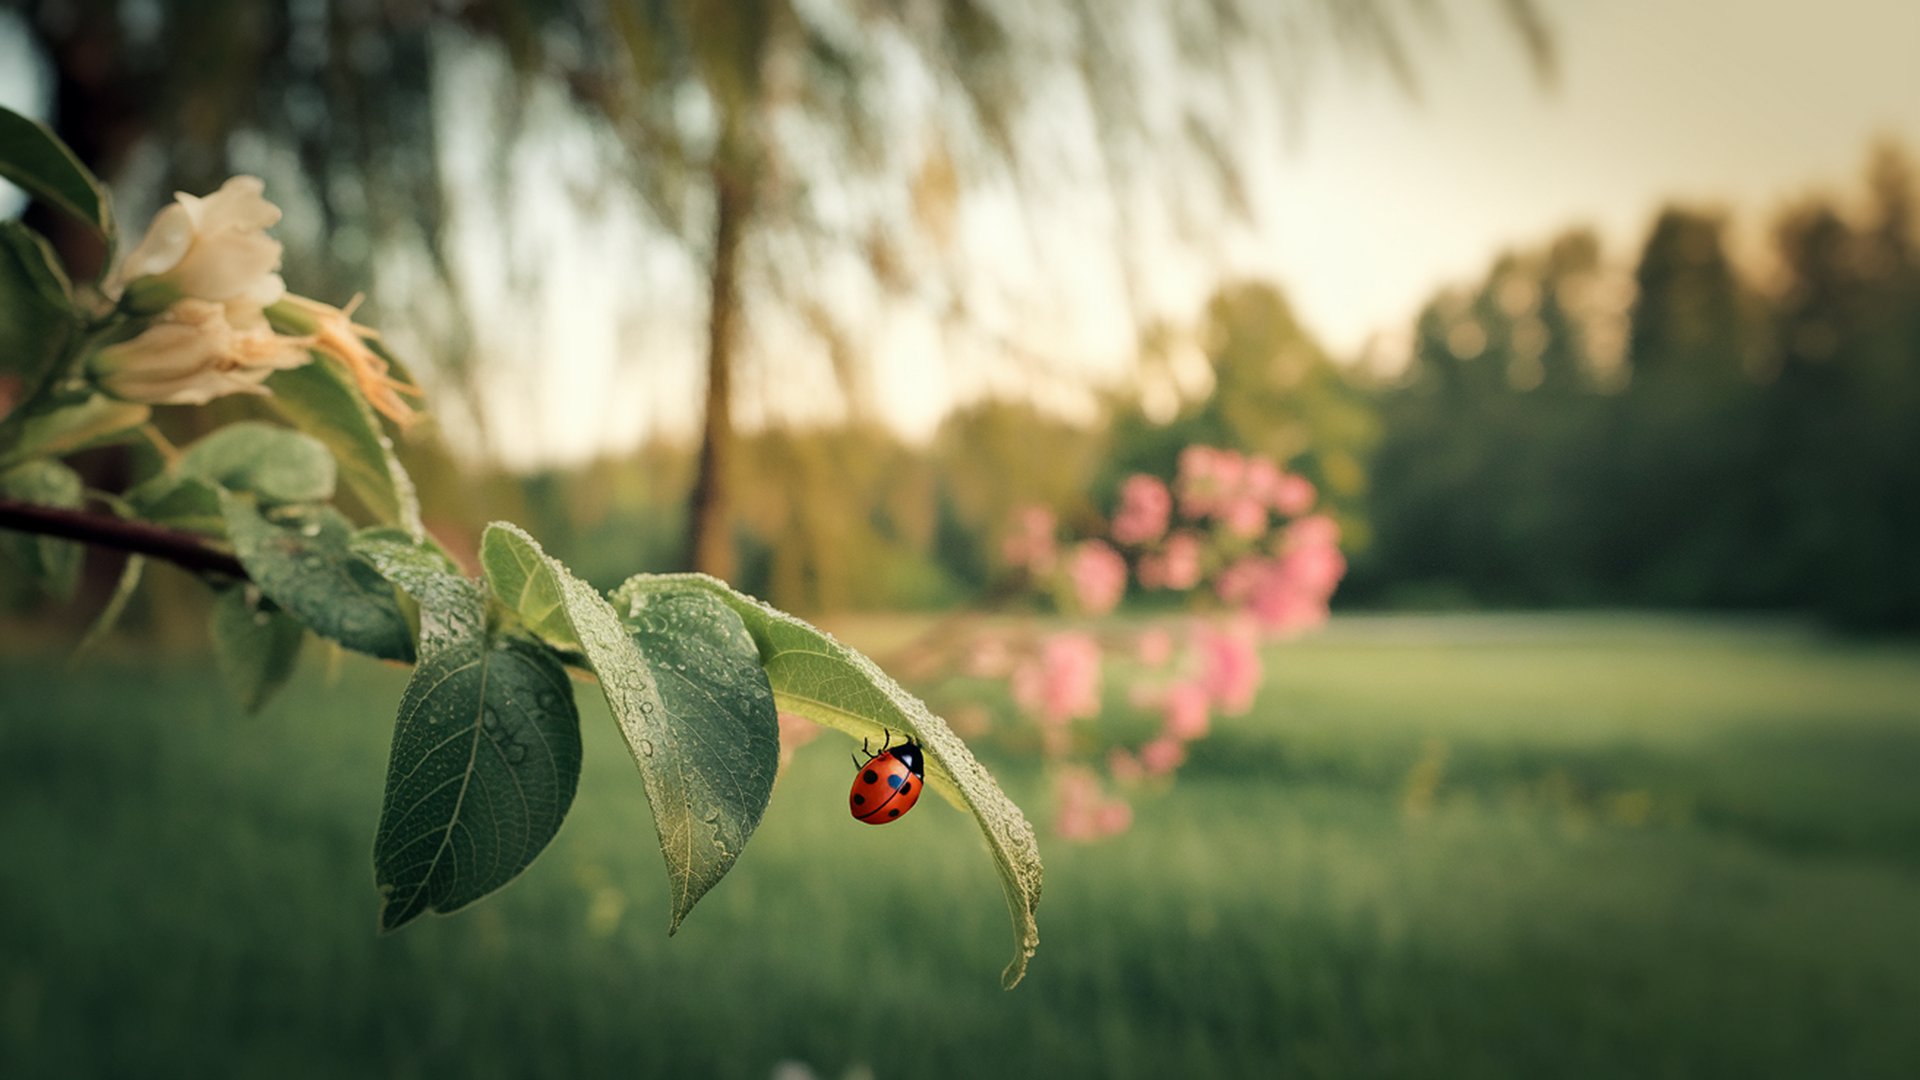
left=889, top=741, right=925, bottom=777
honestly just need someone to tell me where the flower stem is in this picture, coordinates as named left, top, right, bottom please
left=0, top=498, right=246, bottom=579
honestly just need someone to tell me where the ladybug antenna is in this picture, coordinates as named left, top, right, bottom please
left=881, top=729, right=894, bottom=753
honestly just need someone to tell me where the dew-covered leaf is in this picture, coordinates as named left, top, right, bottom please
left=0, top=459, right=84, bottom=599
left=475, top=520, right=577, bottom=650
left=480, top=522, right=778, bottom=932
left=178, top=422, right=336, bottom=505
left=0, top=106, right=111, bottom=238
left=613, top=572, right=1045, bottom=988
left=264, top=354, right=421, bottom=535
left=209, top=584, right=305, bottom=714
left=219, top=493, right=413, bottom=662
left=361, top=541, right=581, bottom=929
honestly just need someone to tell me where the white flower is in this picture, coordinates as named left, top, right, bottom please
left=105, top=175, right=287, bottom=314
left=90, top=176, right=316, bottom=406
left=90, top=299, right=312, bottom=405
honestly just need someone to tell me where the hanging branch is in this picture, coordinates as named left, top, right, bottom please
left=0, top=498, right=247, bottom=579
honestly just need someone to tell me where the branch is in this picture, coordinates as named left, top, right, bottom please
left=0, top=498, right=248, bottom=579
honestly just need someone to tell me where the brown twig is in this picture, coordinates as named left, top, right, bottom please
left=0, top=498, right=247, bottom=579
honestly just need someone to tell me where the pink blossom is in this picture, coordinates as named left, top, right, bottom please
left=1215, top=556, right=1264, bottom=606
left=1137, top=555, right=1166, bottom=590
left=1012, top=632, right=1103, bottom=724
left=1158, top=532, right=1203, bottom=590
left=1161, top=680, right=1211, bottom=739
left=1177, top=446, right=1235, bottom=517
left=1273, top=473, right=1317, bottom=516
left=1093, top=799, right=1134, bottom=837
left=1248, top=585, right=1329, bottom=635
left=1001, top=505, right=1058, bottom=573
left=1220, top=495, right=1268, bottom=539
left=1054, top=766, right=1102, bottom=840
left=1140, top=735, right=1188, bottom=776
left=1136, top=628, right=1175, bottom=667
left=1107, top=749, right=1146, bottom=784
left=1279, top=539, right=1347, bottom=599
left=1196, top=621, right=1261, bottom=715
left=1069, top=540, right=1127, bottom=615
left=1244, top=456, right=1283, bottom=502
left=1111, top=474, right=1172, bottom=546
left=1285, top=514, right=1341, bottom=551
left=1055, top=766, right=1135, bottom=841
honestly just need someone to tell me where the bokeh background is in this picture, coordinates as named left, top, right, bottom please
left=3, top=1, right=1918, bottom=1076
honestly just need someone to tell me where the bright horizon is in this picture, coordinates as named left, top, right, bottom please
left=1249, top=0, right=1920, bottom=359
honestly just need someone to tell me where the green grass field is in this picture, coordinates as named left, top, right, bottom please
left=2, top=614, right=1917, bottom=1077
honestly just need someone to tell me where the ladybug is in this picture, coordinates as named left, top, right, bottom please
left=849, top=732, right=925, bottom=825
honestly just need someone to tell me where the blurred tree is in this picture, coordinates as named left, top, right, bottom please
left=3, top=0, right=1552, bottom=582
left=1104, top=281, right=1377, bottom=543
left=1357, top=145, right=1920, bottom=629
left=1607, top=207, right=1768, bottom=604
left=1768, top=144, right=1920, bottom=627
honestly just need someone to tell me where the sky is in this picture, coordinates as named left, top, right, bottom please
left=1252, top=0, right=1920, bottom=356
left=4, top=1, right=1919, bottom=465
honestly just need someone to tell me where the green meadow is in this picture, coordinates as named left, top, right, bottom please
left=2, top=614, right=1916, bottom=1077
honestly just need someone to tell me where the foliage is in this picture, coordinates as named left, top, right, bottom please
left=1355, top=145, right=1920, bottom=629
left=0, top=108, right=1040, bottom=985
left=6, top=0, right=1553, bottom=581
left=6, top=614, right=1918, bottom=1075
left=921, top=444, right=1348, bottom=842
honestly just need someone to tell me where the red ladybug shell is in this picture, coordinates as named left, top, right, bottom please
left=850, top=743, right=925, bottom=824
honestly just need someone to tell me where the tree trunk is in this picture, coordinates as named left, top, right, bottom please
left=684, top=165, right=749, bottom=579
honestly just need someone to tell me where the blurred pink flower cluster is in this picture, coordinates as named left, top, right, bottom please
left=1175, top=445, right=1317, bottom=537
left=1055, top=765, right=1134, bottom=841
left=1214, top=515, right=1347, bottom=635
left=1001, top=506, right=1059, bottom=575
left=987, top=444, right=1348, bottom=843
left=1011, top=632, right=1102, bottom=755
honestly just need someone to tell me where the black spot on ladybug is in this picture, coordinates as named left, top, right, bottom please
left=863, top=769, right=878, bottom=784
left=888, top=808, right=900, bottom=818
left=900, top=782, right=911, bottom=795
left=853, top=793, right=865, bottom=805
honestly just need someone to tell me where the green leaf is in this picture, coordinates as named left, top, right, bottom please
left=355, top=525, right=464, bottom=576
left=219, top=493, right=414, bottom=662
left=480, top=522, right=779, bottom=933
left=359, top=538, right=582, bottom=929
left=73, top=554, right=145, bottom=659
left=612, top=572, right=1045, bottom=989
left=264, top=354, right=421, bottom=535
left=476, top=520, right=578, bottom=650
left=126, top=474, right=224, bottom=534
left=0, top=459, right=85, bottom=599
left=0, top=220, right=73, bottom=305
left=209, top=584, right=305, bottom=714
left=0, top=220, right=78, bottom=382
left=0, top=393, right=149, bottom=472
left=0, top=106, right=111, bottom=238
left=178, top=421, right=337, bottom=505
